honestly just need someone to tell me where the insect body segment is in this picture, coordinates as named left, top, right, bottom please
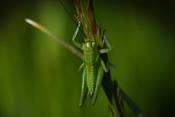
left=72, top=19, right=112, bottom=107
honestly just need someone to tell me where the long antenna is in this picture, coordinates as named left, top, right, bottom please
left=59, top=0, right=86, bottom=37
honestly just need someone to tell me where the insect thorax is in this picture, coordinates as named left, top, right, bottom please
left=82, top=41, right=99, bottom=65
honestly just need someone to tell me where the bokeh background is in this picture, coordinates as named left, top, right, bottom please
left=0, top=0, right=174, bottom=117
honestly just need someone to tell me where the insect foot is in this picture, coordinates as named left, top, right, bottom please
left=90, top=93, right=96, bottom=106
left=108, top=62, right=116, bottom=68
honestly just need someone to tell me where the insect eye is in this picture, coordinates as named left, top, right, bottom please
left=92, top=42, right=95, bottom=47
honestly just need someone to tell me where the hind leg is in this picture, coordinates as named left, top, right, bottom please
left=91, top=66, right=104, bottom=105
left=79, top=67, right=88, bottom=107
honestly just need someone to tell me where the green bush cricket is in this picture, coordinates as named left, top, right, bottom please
left=72, top=16, right=115, bottom=107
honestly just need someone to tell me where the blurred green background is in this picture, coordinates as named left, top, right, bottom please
left=0, top=0, right=174, bottom=117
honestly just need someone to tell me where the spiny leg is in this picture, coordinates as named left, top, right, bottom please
left=103, top=30, right=113, bottom=51
left=72, top=15, right=82, bottom=49
left=91, top=60, right=115, bottom=105
left=79, top=67, right=88, bottom=108
left=91, top=66, right=104, bottom=105
left=78, top=62, right=85, bottom=72
left=100, top=58, right=109, bottom=73
left=99, top=30, right=113, bottom=54
left=100, top=57, right=116, bottom=72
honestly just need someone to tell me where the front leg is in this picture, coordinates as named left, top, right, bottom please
left=79, top=67, right=88, bottom=107
left=72, top=16, right=83, bottom=50
left=99, top=30, right=112, bottom=54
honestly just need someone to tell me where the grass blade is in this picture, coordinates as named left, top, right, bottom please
left=25, top=18, right=83, bottom=60
left=120, top=88, right=144, bottom=117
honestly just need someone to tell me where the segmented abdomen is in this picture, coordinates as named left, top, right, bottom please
left=86, top=65, right=97, bottom=95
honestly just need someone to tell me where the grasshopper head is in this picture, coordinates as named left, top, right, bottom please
left=82, top=40, right=96, bottom=50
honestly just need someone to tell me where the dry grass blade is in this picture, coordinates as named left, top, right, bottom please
left=25, top=18, right=83, bottom=60
left=108, top=105, right=114, bottom=117
left=119, top=88, right=144, bottom=117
